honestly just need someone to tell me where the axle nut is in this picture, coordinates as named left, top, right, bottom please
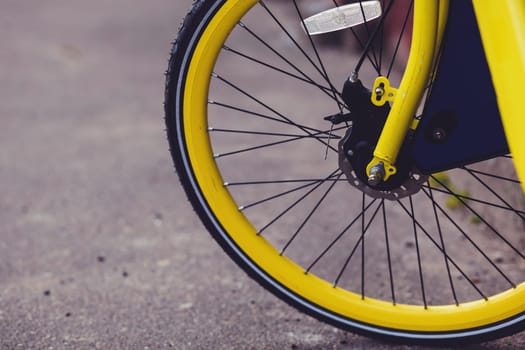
left=368, top=163, right=386, bottom=186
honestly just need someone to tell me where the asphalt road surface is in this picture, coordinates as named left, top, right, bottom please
left=1, top=1, right=525, bottom=349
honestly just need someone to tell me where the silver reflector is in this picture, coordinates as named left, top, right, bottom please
left=303, top=1, right=382, bottom=35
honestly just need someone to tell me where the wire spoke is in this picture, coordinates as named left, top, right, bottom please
left=209, top=126, right=344, bottom=140
left=382, top=200, right=396, bottom=305
left=378, top=0, right=385, bottom=73
left=209, top=100, right=329, bottom=136
left=212, top=73, right=338, bottom=152
left=463, top=166, right=520, bottom=184
left=258, top=1, right=332, bottom=83
left=290, top=0, right=345, bottom=111
left=462, top=167, right=525, bottom=221
left=354, top=0, right=397, bottom=75
left=222, top=45, right=339, bottom=100
left=225, top=176, right=345, bottom=187
left=361, top=192, right=366, bottom=298
left=306, top=198, right=379, bottom=273
left=430, top=175, right=525, bottom=261
left=257, top=169, right=342, bottom=235
left=327, top=0, right=382, bottom=73
left=395, top=197, right=488, bottom=300
left=358, top=0, right=380, bottom=69
left=280, top=173, right=343, bottom=254
left=420, top=187, right=516, bottom=289
left=387, top=0, right=414, bottom=77
left=237, top=14, right=345, bottom=111
left=409, top=196, right=427, bottom=308
left=427, top=183, right=458, bottom=305
left=236, top=20, right=323, bottom=85
left=240, top=175, right=332, bottom=212
left=333, top=199, right=383, bottom=288
left=422, top=185, right=525, bottom=216
left=213, top=126, right=341, bottom=158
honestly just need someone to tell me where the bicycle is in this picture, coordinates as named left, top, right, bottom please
left=164, top=0, right=525, bottom=345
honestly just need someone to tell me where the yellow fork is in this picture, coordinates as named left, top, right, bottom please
left=365, top=0, right=448, bottom=184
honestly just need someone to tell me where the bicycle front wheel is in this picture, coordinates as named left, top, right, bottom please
left=165, top=0, right=525, bottom=344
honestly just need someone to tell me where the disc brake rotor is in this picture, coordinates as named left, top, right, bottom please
left=334, top=78, right=427, bottom=200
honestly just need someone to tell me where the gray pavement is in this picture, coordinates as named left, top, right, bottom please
left=1, top=1, right=524, bottom=349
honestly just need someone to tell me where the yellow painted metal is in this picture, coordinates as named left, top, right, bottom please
left=435, top=0, right=449, bottom=70
left=366, top=0, right=446, bottom=182
left=472, top=0, right=525, bottom=192
left=182, top=0, right=525, bottom=332
left=371, top=76, right=398, bottom=106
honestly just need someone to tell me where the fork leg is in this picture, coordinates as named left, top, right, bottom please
left=366, top=0, right=448, bottom=184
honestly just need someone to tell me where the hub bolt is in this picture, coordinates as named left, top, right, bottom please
left=432, top=128, right=446, bottom=141
left=375, top=86, right=384, bottom=98
left=368, top=163, right=385, bottom=186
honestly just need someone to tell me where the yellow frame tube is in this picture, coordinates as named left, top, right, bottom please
left=367, top=0, right=447, bottom=180
left=472, top=1, right=525, bottom=192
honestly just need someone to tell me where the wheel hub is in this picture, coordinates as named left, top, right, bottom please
left=335, top=78, right=427, bottom=200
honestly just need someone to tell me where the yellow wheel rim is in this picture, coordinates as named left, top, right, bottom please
left=181, top=0, right=525, bottom=334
